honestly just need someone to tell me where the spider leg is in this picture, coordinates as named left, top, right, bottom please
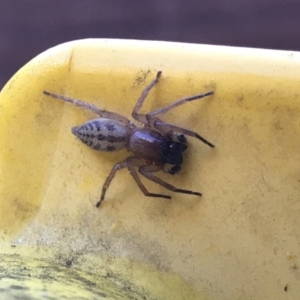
left=43, top=91, right=132, bottom=126
left=96, top=159, right=128, bottom=207
left=132, top=71, right=162, bottom=124
left=127, top=158, right=171, bottom=199
left=148, top=91, right=214, bottom=118
left=139, top=164, right=202, bottom=196
left=96, top=157, right=171, bottom=207
left=154, top=120, right=214, bottom=148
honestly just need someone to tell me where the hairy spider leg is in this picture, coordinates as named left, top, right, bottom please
left=126, top=158, right=171, bottom=200
left=43, top=91, right=132, bottom=126
left=132, top=71, right=162, bottom=124
left=97, top=159, right=128, bottom=207
left=148, top=91, right=214, bottom=118
left=139, top=164, right=202, bottom=196
left=145, top=87, right=215, bottom=147
left=96, top=157, right=171, bottom=207
left=130, top=71, right=214, bottom=147
left=154, top=120, right=214, bottom=148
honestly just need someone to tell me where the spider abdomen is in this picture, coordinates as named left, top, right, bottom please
left=128, top=128, right=187, bottom=165
left=72, top=118, right=130, bottom=151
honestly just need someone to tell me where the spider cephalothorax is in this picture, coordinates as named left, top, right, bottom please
left=43, top=71, right=214, bottom=207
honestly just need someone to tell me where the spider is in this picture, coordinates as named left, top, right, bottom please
left=43, top=71, right=214, bottom=207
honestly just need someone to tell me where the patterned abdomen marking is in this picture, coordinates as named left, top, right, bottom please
left=72, top=118, right=129, bottom=151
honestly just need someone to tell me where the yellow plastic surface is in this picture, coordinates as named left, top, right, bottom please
left=0, top=39, right=300, bottom=299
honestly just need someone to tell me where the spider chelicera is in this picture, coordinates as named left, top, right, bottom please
left=43, top=71, right=214, bottom=207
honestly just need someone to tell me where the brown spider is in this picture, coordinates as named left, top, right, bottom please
left=43, top=71, right=214, bottom=207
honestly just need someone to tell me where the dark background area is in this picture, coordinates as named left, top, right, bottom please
left=1, top=0, right=299, bottom=89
